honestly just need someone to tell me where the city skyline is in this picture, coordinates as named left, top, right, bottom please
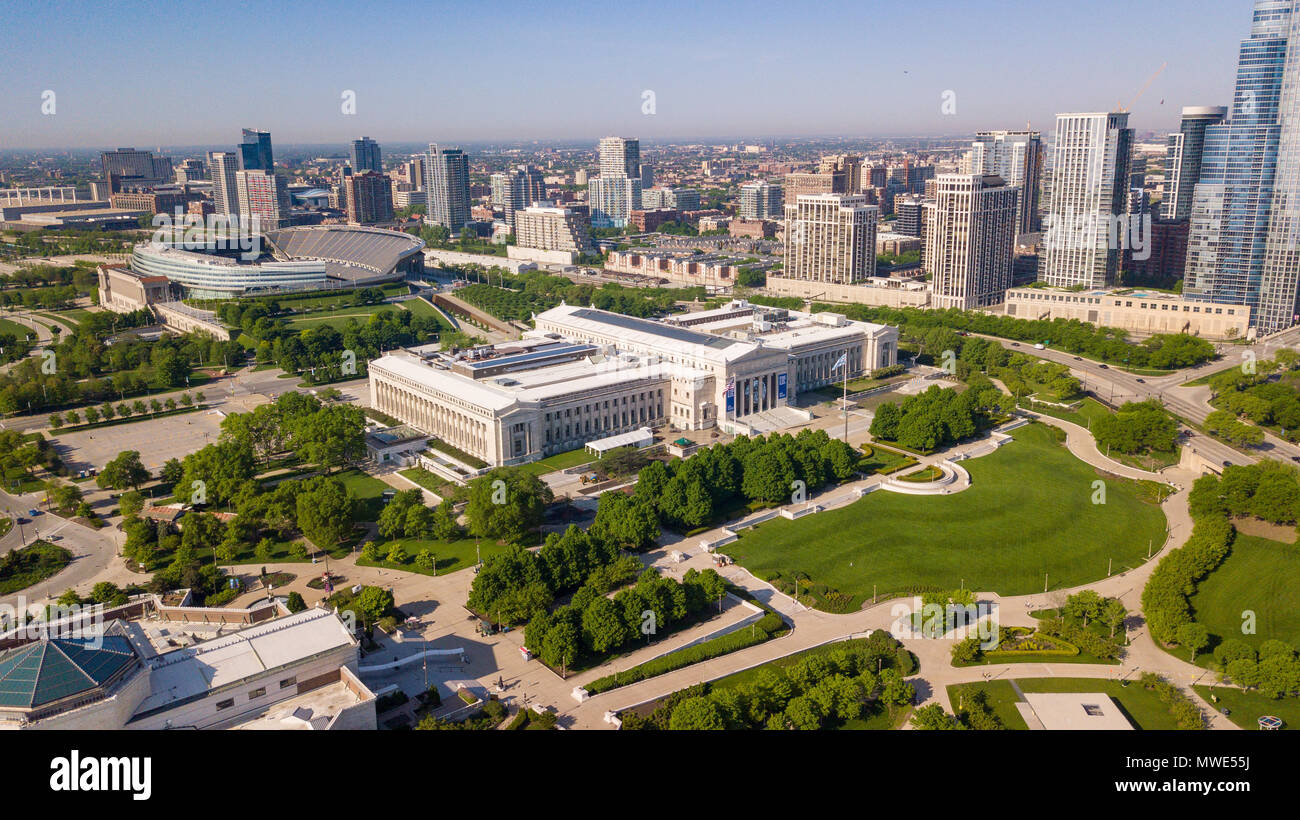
left=0, top=0, right=1249, bottom=149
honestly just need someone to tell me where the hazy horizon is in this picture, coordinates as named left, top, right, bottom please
left=0, top=0, right=1249, bottom=150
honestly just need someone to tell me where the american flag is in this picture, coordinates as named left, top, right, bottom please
left=725, top=377, right=735, bottom=397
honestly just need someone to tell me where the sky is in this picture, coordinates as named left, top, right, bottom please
left=0, top=0, right=1252, bottom=150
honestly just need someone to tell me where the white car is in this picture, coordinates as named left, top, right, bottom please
left=1034, top=343, right=1045, bottom=350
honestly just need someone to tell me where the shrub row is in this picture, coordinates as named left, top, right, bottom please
left=584, top=612, right=786, bottom=695
left=1141, top=514, right=1235, bottom=645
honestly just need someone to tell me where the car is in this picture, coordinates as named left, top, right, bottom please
left=1034, top=343, right=1046, bottom=350
left=1224, top=461, right=1233, bottom=468
left=1136, top=378, right=1146, bottom=383
left=47, top=535, right=62, bottom=542
left=1099, top=364, right=1109, bottom=369
left=1074, top=357, right=1082, bottom=361
left=15, top=517, right=28, bottom=525
left=1010, top=342, right=1020, bottom=347
left=1291, top=456, right=1300, bottom=463
left=27, top=509, right=40, bottom=516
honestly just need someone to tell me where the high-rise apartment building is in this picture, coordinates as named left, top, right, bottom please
left=514, top=205, right=593, bottom=253
left=925, top=174, right=1019, bottom=309
left=784, top=171, right=845, bottom=203
left=1040, top=112, right=1133, bottom=288
left=819, top=155, right=864, bottom=193
left=1185, top=1, right=1300, bottom=333
left=588, top=176, right=641, bottom=229
left=895, top=195, right=925, bottom=238
left=350, top=137, right=383, bottom=174
left=598, top=137, right=641, bottom=179
left=969, top=130, right=1043, bottom=235
left=490, top=165, right=546, bottom=228
left=739, top=181, right=784, bottom=220
left=783, top=194, right=878, bottom=284
left=424, top=144, right=471, bottom=231
left=642, top=187, right=700, bottom=212
left=345, top=171, right=394, bottom=224
left=239, top=129, right=274, bottom=171
left=207, top=151, right=241, bottom=218
left=1162, top=107, right=1227, bottom=221
left=235, top=169, right=289, bottom=229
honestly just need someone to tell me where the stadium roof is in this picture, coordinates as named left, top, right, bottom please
left=0, top=636, right=137, bottom=709
left=264, top=225, right=424, bottom=279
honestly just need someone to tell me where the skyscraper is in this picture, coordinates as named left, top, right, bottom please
left=588, top=176, right=641, bottom=229
left=207, top=151, right=241, bottom=218
left=100, top=147, right=172, bottom=193
left=1186, top=1, right=1300, bottom=333
left=350, top=137, right=383, bottom=174
left=819, top=154, right=864, bottom=193
left=490, top=165, right=546, bottom=228
left=239, top=129, right=274, bottom=171
left=345, top=171, right=394, bottom=224
left=1162, top=107, right=1227, bottom=221
left=925, top=174, right=1020, bottom=309
left=598, top=137, right=641, bottom=179
left=1040, top=112, right=1133, bottom=289
left=969, top=130, right=1043, bottom=235
left=783, top=194, right=877, bottom=284
left=235, top=169, right=289, bottom=229
left=739, top=181, right=784, bottom=220
left=589, top=137, right=642, bottom=227
left=424, top=144, right=471, bottom=231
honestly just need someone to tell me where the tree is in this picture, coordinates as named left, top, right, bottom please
left=296, top=477, right=353, bottom=549
left=352, top=586, right=393, bottom=627
left=286, top=591, right=306, bottom=613
left=668, top=696, right=725, bottom=730
left=911, top=703, right=962, bottom=730
left=1102, top=598, right=1128, bottom=638
left=466, top=468, right=553, bottom=543
left=1176, top=622, right=1210, bottom=662
left=581, top=596, right=631, bottom=654
left=97, top=450, right=150, bottom=491
left=160, top=458, right=184, bottom=486
left=48, top=414, right=63, bottom=429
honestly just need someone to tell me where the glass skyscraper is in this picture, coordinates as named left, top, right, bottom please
left=1185, top=1, right=1300, bottom=333
left=239, top=128, right=274, bottom=171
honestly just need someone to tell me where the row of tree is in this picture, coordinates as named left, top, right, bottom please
left=828, top=303, right=1217, bottom=369
left=626, top=633, right=915, bottom=730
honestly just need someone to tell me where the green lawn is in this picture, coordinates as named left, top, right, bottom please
left=360, top=536, right=506, bottom=575
left=516, top=448, right=594, bottom=477
left=0, top=517, right=10, bottom=537
left=1016, top=677, right=1184, bottom=730
left=0, top=318, right=36, bottom=340
left=0, top=540, right=72, bottom=595
left=397, top=467, right=455, bottom=498
left=1188, top=534, right=1300, bottom=655
left=1023, top=397, right=1180, bottom=472
left=1195, top=685, right=1300, bottom=730
left=722, top=423, right=1168, bottom=608
left=335, top=468, right=394, bottom=521
left=946, top=680, right=1029, bottom=729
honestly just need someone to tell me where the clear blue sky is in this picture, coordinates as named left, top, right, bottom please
left=0, top=0, right=1250, bottom=149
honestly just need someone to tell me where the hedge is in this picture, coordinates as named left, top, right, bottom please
left=1141, top=514, right=1235, bottom=645
left=584, top=611, right=785, bottom=695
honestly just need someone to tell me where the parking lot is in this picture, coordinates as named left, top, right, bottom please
left=51, top=407, right=229, bottom=473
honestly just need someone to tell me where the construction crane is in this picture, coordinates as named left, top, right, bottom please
left=1119, top=62, right=1168, bottom=113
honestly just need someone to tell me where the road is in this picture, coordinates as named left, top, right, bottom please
left=978, top=334, right=1290, bottom=468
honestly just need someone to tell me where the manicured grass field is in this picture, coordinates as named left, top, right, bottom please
left=0, top=317, right=35, bottom=340
left=360, top=536, right=506, bottom=576
left=397, top=467, right=455, bottom=498
left=722, top=423, right=1167, bottom=606
left=516, top=448, right=594, bottom=477
left=1188, top=534, right=1300, bottom=653
left=335, top=468, right=395, bottom=521
left=945, top=680, right=1029, bottom=729
left=1195, top=685, right=1300, bottom=731
left=1016, top=677, right=1182, bottom=730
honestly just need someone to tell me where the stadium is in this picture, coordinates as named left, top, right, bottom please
left=130, top=225, right=425, bottom=299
